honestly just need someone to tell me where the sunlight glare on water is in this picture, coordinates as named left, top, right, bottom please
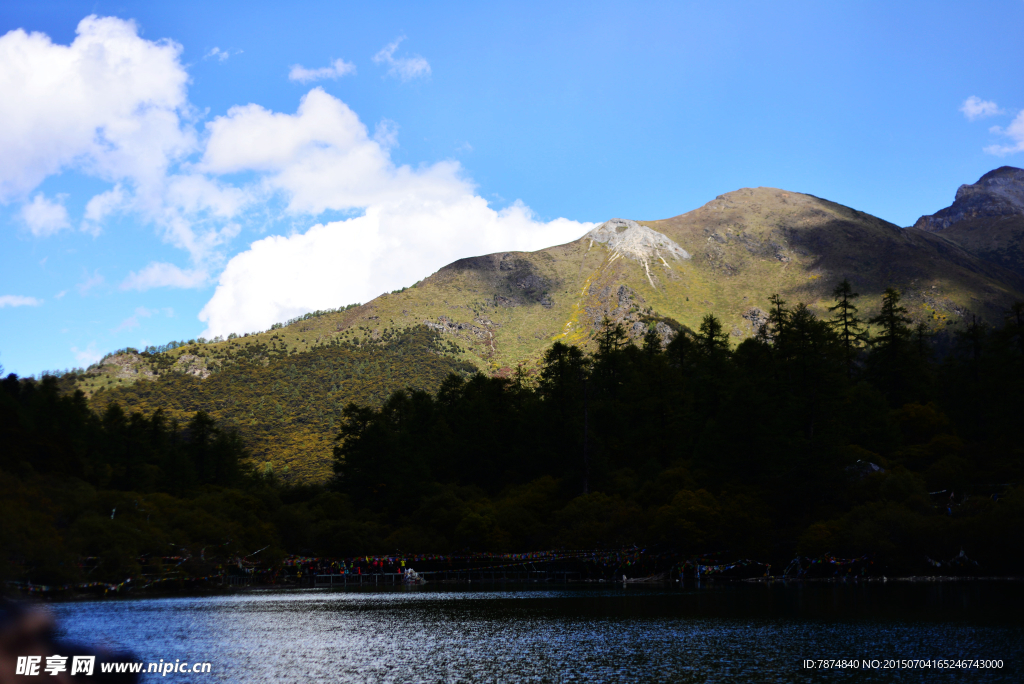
left=49, top=583, right=1022, bottom=683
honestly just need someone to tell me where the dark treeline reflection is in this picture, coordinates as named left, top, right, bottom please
left=3, top=283, right=1023, bottom=586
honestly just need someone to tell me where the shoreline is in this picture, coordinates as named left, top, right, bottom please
left=8, top=574, right=1024, bottom=604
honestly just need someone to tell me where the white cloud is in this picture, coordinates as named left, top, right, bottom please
left=0, top=15, right=194, bottom=202
left=121, top=262, right=208, bottom=291
left=200, top=201, right=591, bottom=337
left=0, top=294, right=43, bottom=307
left=288, top=58, right=356, bottom=83
left=20, top=192, right=70, bottom=236
left=81, top=184, right=126, bottom=235
left=984, top=111, right=1024, bottom=156
left=113, top=315, right=140, bottom=332
left=373, top=119, right=399, bottom=149
left=3, top=19, right=590, bottom=339
left=0, top=16, right=246, bottom=266
left=960, top=96, right=1003, bottom=121
left=197, top=87, right=592, bottom=336
left=373, top=36, right=430, bottom=81
left=200, top=88, right=465, bottom=214
left=204, top=47, right=230, bottom=62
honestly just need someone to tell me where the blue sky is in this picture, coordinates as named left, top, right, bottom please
left=1, top=0, right=1022, bottom=376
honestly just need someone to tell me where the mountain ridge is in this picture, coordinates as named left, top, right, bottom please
left=50, top=176, right=1024, bottom=480
left=71, top=181, right=1024, bottom=390
left=913, top=166, right=1024, bottom=276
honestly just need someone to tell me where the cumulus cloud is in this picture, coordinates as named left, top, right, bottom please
left=0, top=15, right=194, bottom=202
left=20, top=192, right=70, bottom=236
left=199, top=201, right=590, bottom=337
left=197, top=87, right=591, bottom=336
left=984, top=111, right=1024, bottom=156
left=373, top=119, right=399, bottom=149
left=0, top=295, right=43, bottom=307
left=196, top=87, right=591, bottom=336
left=0, top=16, right=250, bottom=266
left=960, top=96, right=1003, bottom=121
left=288, top=58, right=356, bottom=83
left=3, top=18, right=590, bottom=338
left=373, top=36, right=430, bottom=81
left=121, top=262, right=208, bottom=291
left=200, top=88, right=465, bottom=214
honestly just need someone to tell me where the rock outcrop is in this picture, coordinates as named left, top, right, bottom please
left=915, top=167, right=1024, bottom=232
left=97, top=353, right=155, bottom=380
left=913, top=166, right=1024, bottom=275
left=587, top=219, right=690, bottom=286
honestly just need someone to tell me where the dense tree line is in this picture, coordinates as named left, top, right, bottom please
left=2, top=285, right=1023, bottom=587
left=327, top=284, right=1024, bottom=572
left=0, top=373, right=278, bottom=584
left=0, top=327, right=475, bottom=586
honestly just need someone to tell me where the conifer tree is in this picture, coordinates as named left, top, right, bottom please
left=867, top=288, right=917, bottom=404
left=869, top=287, right=912, bottom=351
left=696, top=314, right=730, bottom=358
left=756, top=294, right=791, bottom=350
left=595, top=316, right=629, bottom=356
left=642, top=326, right=662, bottom=355
left=828, top=279, right=866, bottom=378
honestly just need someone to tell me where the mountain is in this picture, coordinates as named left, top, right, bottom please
left=913, top=166, right=1024, bottom=276
left=63, top=180, right=1024, bottom=481
left=329, top=185, right=1023, bottom=371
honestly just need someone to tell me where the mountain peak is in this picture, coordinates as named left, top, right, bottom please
left=952, top=165, right=1024, bottom=208
left=912, top=166, right=1024, bottom=275
left=916, top=167, right=1024, bottom=234
left=976, top=165, right=1024, bottom=184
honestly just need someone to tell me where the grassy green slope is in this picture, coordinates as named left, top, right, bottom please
left=65, top=186, right=1024, bottom=483
left=639, top=187, right=1024, bottom=332
left=354, top=187, right=1024, bottom=365
left=73, top=187, right=1024, bottom=390
left=85, top=327, right=475, bottom=481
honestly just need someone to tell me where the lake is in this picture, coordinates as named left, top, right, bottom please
left=47, top=581, right=1021, bottom=682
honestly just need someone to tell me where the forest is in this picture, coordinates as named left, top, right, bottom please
left=2, top=282, right=1023, bottom=587
left=85, top=325, right=475, bottom=481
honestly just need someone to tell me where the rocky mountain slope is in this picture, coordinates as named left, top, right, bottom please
left=76, top=182, right=1024, bottom=387
left=332, top=185, right=1022, bottom=371
left=913, top=166, right=1024, bottom=276
left=60, top=179, right=1024, bottom=479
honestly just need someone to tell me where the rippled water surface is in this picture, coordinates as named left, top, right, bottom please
left=49, top=582, right=1022, bottom=683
